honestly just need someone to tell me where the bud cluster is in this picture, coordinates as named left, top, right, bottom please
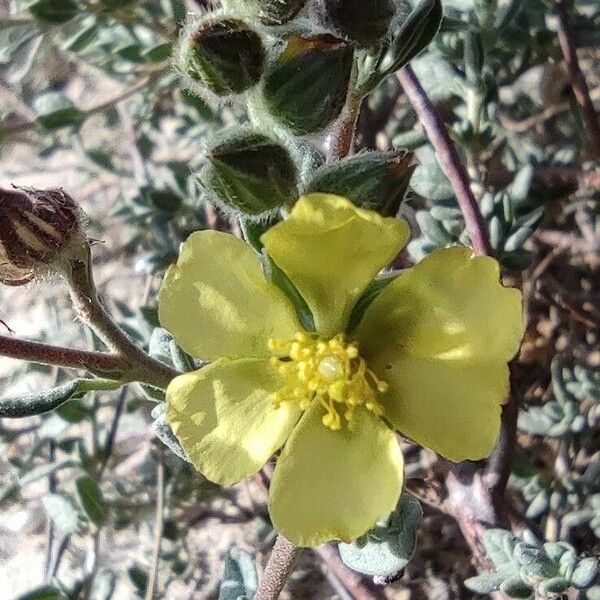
left=175, top=0, right=442, bottom=220
left=0, top=187, right=86, bottom=286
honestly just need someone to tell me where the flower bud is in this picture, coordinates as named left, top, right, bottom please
left=252, top=0, right=307, bottom=25
left=305, top=151, right=416, bottom=217
left=0, top=187, right=85, bottom=286
left=325, top=0, right=396, bottom=47
left=263, top=34, right=354, bottom=134
left=198, top=129, right=299, bottom=219
left=180, top=17, right=266, bottom=97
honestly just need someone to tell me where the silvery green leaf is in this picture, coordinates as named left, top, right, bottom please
left=13, top=586, right=68, bottom=600
left=465, top=565, right=517, bottom=594
left=410, top=145, right=453, bottom=201
left=218, top=547, right=258, bottom=600
left=410, top=52, right=460, bottom=102
left=338, top=494, right=422, bottom=579
left=571, top=558, right=599, bottom=589
left=483, top=529, right=518, bottom=566
left=500, top=576, right=533, bottom=599
left=152, top=405, right=190, bottom=462
left=43, top=492, right=87, bottom=535
left=538, top=577, right=570, bottom=594
left=0, top=378, right=121, bottom=418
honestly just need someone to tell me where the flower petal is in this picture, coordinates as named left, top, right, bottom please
left=381, top=357, right=508, bottom=461
left=269, top=404, right=403, bottom=546
left=159, top=230, right=301, bottom=360
left=355, top=246, right=524, bottom=462
left=356, top=246, right=524, bottom=362
left=260, top=194, right=410, bottom=336
left=166, top=358, right=301, bottom=486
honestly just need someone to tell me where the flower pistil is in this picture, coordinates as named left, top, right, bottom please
left=268, top=331, right=388, bottom=430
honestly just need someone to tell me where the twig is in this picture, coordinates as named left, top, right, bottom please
left=146, top=455, right=165, bottom=600
left=254, top=536, right=302, bottom=600
left=552, top=0, right=600, bottom=156
left=98, top=386, right=128, bottom=477
left=397, top=65, right=492, bottom=256
left=1, top=73, right=163, bottom=136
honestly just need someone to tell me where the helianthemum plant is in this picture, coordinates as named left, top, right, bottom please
left=159, top=193, right=524, bottom=547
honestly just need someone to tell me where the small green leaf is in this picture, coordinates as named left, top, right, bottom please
left=499, top=576, right=533, bottom=599
left=14, top=585, right=68, bottom=600
left=28, top=0, right=78, bottom=24
left=34, top=91, right=85, bottom=130
left=571, top=557, right=599, bottom=588
left=76, top=475, right=105, bottom=526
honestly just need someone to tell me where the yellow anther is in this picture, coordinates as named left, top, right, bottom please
left=267, top=332, right=388, bottom=431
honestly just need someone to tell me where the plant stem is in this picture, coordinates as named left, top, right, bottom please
left=552, top=0, right=600, bottom=157
left=65, top=250, right=179, bottom=388
left=0, top=334, right=127, bottom=375
left=146, top=455, right=165, bottom=600
left=254, top=536, right=302, bottom=600
left=397, top=65, right=493, bottom=256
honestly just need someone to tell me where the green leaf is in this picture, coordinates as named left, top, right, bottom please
left=34, top=91, right=85, bottom=130
left=14, top=586, right=68, bottom=600
left=28, top=0, right=78, bottom=24
left=76, top=475, right=106, bottom=526
left=338, top=494, right=422, bottom=580
left=218, top=547, right=258, bottom=600
left=0, top=378, right=121, bottom=418
left=43, top=492, right=87, bottom=534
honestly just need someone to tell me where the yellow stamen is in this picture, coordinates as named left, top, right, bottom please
left=268, top=332, right=387, bottom=431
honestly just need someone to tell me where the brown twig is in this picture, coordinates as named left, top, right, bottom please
left=0, top=334, right=128, bottom=376
left=397, top=65, right=493, bottom=256
left=254, top=536, right=302, bottom=600
left=552, top=0, right=600, bottom=156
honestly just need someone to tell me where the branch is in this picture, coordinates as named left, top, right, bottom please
left=552, top=0, right=600, bottom=157
left=254, top=536, right=302, bottom=600
left=397, top=65, right=493, bottom=256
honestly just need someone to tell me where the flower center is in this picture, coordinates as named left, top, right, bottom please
left=268, top=332, right=388, bottom=431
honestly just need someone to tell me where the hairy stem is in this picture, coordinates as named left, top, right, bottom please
left=397, top=65, right=493, bottom=256
left=65, top=250, right=179, bottom=389
left=552, top=0, right=600, bottom=157
left=254, top=536, right=302, bottom=600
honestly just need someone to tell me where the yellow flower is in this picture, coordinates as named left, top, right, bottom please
left=159, top=193, right=524, bottom=547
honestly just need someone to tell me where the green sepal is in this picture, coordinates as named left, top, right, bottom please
left=305, top=151, right=416, bottom=217
left=263, top=34, right=354, bottom=134
left=325, top=0, right=396, bottom=47
left=182, top=18, right=265, bottom=96
left=199, top=129, right=299, bottom=218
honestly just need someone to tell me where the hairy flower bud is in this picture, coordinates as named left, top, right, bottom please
left=252, top=0, right=307, bottom=24
left=325, top=0, right=396, bottom=47
left=180, top=17, right=266, bottom=97
left=305, top=151, right=416, bottom=217
left=198, top=129, right=299, bottom=219
left=263, top=34, right=354, bottom=135
left=0, top=187, right=86, bottom=286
